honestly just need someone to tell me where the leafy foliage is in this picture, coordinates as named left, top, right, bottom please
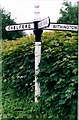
left=1, top=8, right=25, bottom=40
left=57, top=1, right=78, bottom=24
left=2, top=31, right=78, bottom=119
left=38, top=31, right=78, bottom=119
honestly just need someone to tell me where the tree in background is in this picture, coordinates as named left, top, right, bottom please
left=1, top=8, right=26, bottom=40
left=57, top=1, right=78, bottom=24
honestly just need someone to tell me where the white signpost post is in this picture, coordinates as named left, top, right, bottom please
left=34, top=16, right=50, bottom=102
left=35, top=41, right=41, bottom=103
left=5, top=6, right=78, bottom=103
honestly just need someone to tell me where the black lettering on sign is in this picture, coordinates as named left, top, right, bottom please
left=19, top=25, right=21, bottom=29
left=16, top=26, right=19, bottom=30
left=8, top=26, right=10, bottom=30
left=25, top=25, right=27, bottom=28
left=70, top=26, right=74, bottom=29
left=11, top=26, right=13, bottom=29
left=70, top=26, right=76, bottom=30
left=59, top=25, right=62, bottom=28
left=14, top=26, right=15, bottom=29
left=28, top=24, right=31, bottom=28
left=74, top=26, right=77, bottom=30
left=53, top=25, right=56, bottom=28
left=22, top=25, right=24, bottom=28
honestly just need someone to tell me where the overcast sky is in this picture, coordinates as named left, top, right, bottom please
left=0, top=0, right=78, bottom=34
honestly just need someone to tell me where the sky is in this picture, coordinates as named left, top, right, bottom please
left=0, top=0, right=78, bottom=34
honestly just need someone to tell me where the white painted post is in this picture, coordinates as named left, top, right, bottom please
left=35, top=42, right=41, bottom=102
left=33, top=2, right=42, bottom=103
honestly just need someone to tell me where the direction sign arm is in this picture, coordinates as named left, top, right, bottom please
left=38, top=17, right=50, bottom=29
left=44, top=23, right=78, bottom=31
left=5, top=22, right=34, bottom=31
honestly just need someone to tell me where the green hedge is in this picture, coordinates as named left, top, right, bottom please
left=2, top=31, right=78, bottom=119
left=38, top=31, right=78, bottom=119
left=2, top=36, right=36, bottom=118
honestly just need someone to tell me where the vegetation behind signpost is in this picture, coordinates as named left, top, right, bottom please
left=57, top=1, right=78, bottom=24
left=1, top=8, right=26, bottom=40
left=2, top=31, right=77, bottom=119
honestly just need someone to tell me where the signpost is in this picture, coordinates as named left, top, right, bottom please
left=5, top=6, right=78, bottom=103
